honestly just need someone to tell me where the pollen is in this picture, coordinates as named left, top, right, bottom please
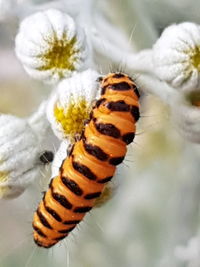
left=54, top=97, right=90, bottom=139
left=38, top=35, right=80, bottom=79
left=15, top=9, right=87, bottom=83
left=0, top=171, right=8, bottom=183
left=190, top=46, right=200, bottom=71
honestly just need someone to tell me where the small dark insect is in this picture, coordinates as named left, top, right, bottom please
left=96, top=76, right=103, bottom=82
left=39, top=151, right=54, bottom=164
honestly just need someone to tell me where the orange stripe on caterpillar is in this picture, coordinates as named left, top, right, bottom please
left=32, top=72, right=140, bottom=248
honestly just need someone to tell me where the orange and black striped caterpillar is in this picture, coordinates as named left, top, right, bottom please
left=33, top=72, right=140, bottom=248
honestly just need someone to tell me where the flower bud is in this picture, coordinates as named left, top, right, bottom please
left=15, top=9, right=87, bottom=83
left=47, top=69, right=99, bottom=140
left=0, top=111, right=54, bottom=199
left=153, top=22, right=200, bottom=91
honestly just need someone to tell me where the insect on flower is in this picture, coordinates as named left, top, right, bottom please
left=32, top=72, right=140, bottom=248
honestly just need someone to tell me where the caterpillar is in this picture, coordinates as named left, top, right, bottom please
left=33, top=72, right=140, bottom=248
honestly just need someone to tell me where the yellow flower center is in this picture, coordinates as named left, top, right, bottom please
left=190, top=46, right=200, bottom=71
left=38, top=34, right=80, bottom=78
left=54, top=97, right=90, bottom=139
left=0, top=171, right=8, bottom=183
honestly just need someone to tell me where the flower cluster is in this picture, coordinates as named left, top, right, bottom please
left=0, top=8, right=100, bottom=198
left=1, top=3, right=200, bottom=200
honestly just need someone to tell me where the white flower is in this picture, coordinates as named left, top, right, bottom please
left=171, top=90, right=200, bottom=143
left=0, top=115, right=39, bottom=198
left=15, top=8, right=88, bottom=83
left=153, top=22, right=200, bottom=91
left=47, top=69, right=100, bottom=140
left=0, top=110, right=54, bottom=199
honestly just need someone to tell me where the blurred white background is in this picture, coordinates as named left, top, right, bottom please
left=1, top=1, right=200, bottom=267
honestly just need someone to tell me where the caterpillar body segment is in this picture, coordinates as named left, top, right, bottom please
left=33, top=72, right=140, bottom=248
